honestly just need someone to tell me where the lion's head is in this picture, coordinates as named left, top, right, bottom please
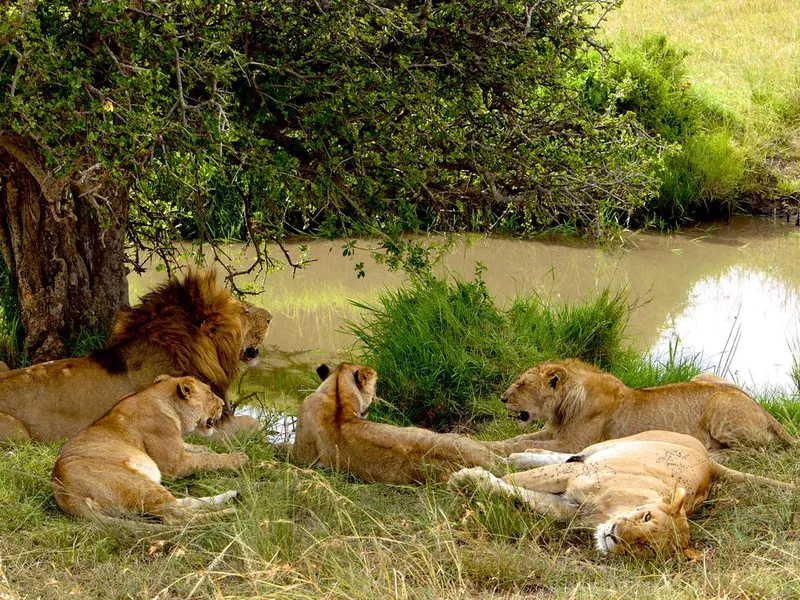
left=594, top=488, right=691, bottom=557
left=501, top=359, right=616, bottom=426
left=239, top=301, right=271, bottom=366
left=154, top=374, right=226, bottom=437
left=315, top=362, right=378, bottom=418
left=99, top=270, right=270, bottom=399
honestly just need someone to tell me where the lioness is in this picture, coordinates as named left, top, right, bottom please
left=485, top=360, right=794, bottom=454
left=288, top=363, right=502, bottom=484
left=52, top=375, right=248, bottom=524
left=451, top=430, right=795, bottom=557
left=0, top=271, right=271, bottom=443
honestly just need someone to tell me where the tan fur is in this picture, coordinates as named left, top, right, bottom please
left=451, top=430, right=795, bottom=558
left=0, top=361, right=8, bottom=373
left=52, top=375, right=248, bottom=524
left=0, top=271, right=271, bottom=443
left=289, top=363, right=502, bottom=484
left=485, top=360, right=794, bottom=455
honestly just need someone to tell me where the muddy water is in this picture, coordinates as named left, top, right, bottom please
left=128, top=217, right=800, bottom=404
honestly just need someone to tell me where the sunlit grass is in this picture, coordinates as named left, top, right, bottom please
left=603, top=0, right=800, bottom=116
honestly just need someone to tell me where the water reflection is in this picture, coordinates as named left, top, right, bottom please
left=128, top=217, right=800, bottom=400
left=652, top=266, right=800, bottom=392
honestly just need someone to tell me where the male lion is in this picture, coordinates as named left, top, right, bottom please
left=0, top=270, right=271, bottom=443
left=288, top=362, right=502, bottom=484
left=451, top=430, right=795, bottom=558
left=485, top=359, right=794, bottom=455
left=52, top=375, right=248, bottom=524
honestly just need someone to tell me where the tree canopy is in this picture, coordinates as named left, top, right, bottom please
left=0, top=0, right=664, bottom=362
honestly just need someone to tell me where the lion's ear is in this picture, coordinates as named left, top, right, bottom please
left=154, top=374, right=171, bottom=384
left=177, top=378, right=195, bottom=400
left=354, top=367, right=377, bottom=391
left=316, top=364, right=331, bottom=381
left=544, top=366, right=567, bottom=390
left=669, top=487, right=687, bottom=515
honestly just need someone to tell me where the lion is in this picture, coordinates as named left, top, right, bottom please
left=0, top=270, right=271, bottom=443
left=484, top=359, right=794, bottom=455
left=451, top=430, right=795, bottom=558
left=288, top=362, right=503, bottom=484
left=52, top=374, right=248, bottom=524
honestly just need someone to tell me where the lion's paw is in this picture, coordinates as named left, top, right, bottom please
left=227, top=452, right=249, bottom=469
left=448, top=467, right=494, bottom=492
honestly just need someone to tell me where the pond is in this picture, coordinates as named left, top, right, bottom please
left=129, top=216, right=800, bottom=416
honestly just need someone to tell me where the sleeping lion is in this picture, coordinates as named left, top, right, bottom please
left=485, top=359, right=794, bottom=455
left=288, top=362, right=502, bottom=484
left=52, top=375, right=248, bottom=524
left=451, top=430, right=795, bottom=557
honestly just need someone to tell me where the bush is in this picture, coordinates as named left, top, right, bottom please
left=585, top=35, right=747, bottom=225
left=347, top=273, right=629, bottom=429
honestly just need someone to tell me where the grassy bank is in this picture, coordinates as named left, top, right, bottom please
left=3, top=277, right=800, bottom=598
left=602, top=0, right=800, bottom=218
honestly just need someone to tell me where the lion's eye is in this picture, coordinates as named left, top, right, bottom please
left=643, top=512, right=651, bottom=522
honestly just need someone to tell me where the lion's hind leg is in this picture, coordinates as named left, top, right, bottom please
left=448, top=467, right=578, bottom=520
left=704, top=391, right=794, bottom=448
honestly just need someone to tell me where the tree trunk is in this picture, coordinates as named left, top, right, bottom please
left=0, top=138, right=129, bottom=363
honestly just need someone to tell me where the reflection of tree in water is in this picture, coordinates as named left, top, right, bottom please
left=651, top=265, right=800, bottom=393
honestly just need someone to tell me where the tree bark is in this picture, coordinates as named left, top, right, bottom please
left=0, top=139, right=129, bottom=363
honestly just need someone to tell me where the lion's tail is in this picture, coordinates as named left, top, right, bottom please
left=711, top=462, right=797, bottom=490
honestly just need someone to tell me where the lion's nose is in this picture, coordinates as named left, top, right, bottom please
left=244, top=347, right=260, bottom=360
left=500, top=395, right=508, bottom=404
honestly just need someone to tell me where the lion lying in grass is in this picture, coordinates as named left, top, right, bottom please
left=288, top=362, right=502, bottom=484
left=0, top=270, right=271, bottom=443
left=52, top=375, right=248, bottom=524
left=451, top=430, right=795, bottom=557
left=485, top=359, right=794, bottom=455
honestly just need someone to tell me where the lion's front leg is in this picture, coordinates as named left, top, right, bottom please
left=0, top=412, right=30, bottom=444
left=449, top=467, right=578, bottom=520
left=161, top=450, right=249, bottom=480
left=482, top=428, right=556, bottom=456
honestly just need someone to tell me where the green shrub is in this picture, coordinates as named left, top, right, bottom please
left=656, top=131, right=746, bottom=221
left=586, top=35, right=747, bottom=224
left=348, top=273, right=629, bottom=429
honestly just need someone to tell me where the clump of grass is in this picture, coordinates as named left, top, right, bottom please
left=347, top=272, right=628, bottom=429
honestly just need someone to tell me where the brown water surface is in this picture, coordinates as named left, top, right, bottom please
left=129, top=217, right=800, bottom=401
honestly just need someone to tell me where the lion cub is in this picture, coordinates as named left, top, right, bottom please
left=52, top=375, right=248, bottom=524
left=289, top=363, right=502, bottom=484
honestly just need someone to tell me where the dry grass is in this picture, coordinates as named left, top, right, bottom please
left=2, top=409, right=800, bottom=599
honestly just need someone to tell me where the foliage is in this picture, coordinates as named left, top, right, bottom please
left=0, top=258, right=24, bottom=367
left=1, top=0, right=665, bottom=277
left=584, top=36, right=748, bottom=225
left=347, top=272, right=629, bottom=428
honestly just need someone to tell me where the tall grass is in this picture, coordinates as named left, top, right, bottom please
left=347, top=273, right=629, bottom=429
